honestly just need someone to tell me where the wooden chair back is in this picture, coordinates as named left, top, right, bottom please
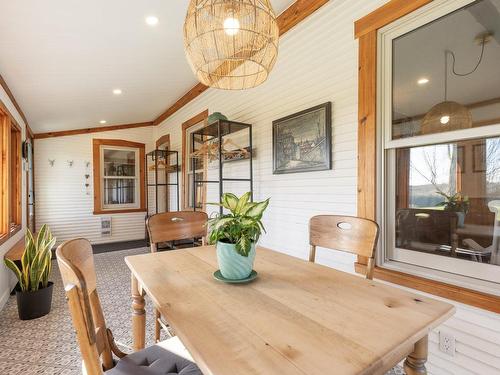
left=56, top=238, right=113, bottom=375
left=309, top=215, right=379, bottom=279
left=146, top=211, right=208, bottom=252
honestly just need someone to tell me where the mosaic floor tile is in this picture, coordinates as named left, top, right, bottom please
left=0, top=247, right=404, bottom=374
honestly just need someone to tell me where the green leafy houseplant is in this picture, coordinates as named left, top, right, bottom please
left=435, top=192, right=470, bottom=213
left=208, top=192, right=269, bottom=257
left=4, top=225, right=56, bottom=292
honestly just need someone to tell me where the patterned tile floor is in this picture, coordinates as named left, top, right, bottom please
left=0, top=247, right=404, bottom=374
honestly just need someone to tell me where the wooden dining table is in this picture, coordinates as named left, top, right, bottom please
left=125, top=246, right=455, bottom=375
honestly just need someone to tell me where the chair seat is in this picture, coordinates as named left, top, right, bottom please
left=108, top=337, right=202, bottom=375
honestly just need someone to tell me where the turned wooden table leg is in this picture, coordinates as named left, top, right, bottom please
left=404, top=336, right=428, bottom=375
left=131, top=273, right=146, bottom=351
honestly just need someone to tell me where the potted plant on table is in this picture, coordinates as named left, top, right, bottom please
left=435, top=192, right=470, bottom=227
left=208, top=192, right=269, bottom=281
left=4, top=225, right=56, bottom=320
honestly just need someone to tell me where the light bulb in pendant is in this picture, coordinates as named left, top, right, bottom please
left=224, top=17, right=240, bottom=36
left=440, top=115, right=450, bottom=125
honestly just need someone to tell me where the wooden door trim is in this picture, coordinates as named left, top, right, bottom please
left=155, top=134, right=171, bottom=149
left=181, top=110, right=209, bottom=210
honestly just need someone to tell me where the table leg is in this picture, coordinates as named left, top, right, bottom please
left=404, top=335, right=428, bottom=375
left=131, top=273, right=146, bottom=351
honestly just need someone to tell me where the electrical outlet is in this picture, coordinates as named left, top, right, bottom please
left=439, top=330, right=456, bottom=356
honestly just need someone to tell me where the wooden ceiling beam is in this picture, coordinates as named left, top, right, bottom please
left=34, top=121, right=154, bottom=139
left=152, top=0, right=330, bottom=126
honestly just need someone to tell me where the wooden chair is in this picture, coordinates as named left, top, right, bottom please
left=56, top=238, right=202, bottom=375
left=146, top=211, right=208, bottom=252
left=309, top=215, right=379, bottom=280
left=146, top=211, right=208, bottom=341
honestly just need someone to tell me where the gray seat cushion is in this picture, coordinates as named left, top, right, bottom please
left=108, top=344, right=202, bottom=375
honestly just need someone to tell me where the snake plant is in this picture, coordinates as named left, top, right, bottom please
left=208, top=192, right=269, bottom=257
left=4, top=225, right=56, bottom=292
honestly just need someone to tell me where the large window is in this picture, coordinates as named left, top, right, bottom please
left=0, top=103, right=22, bottom=242
left=380, top=0, right=500, bottom=293
left=92, top=139, right=145, bottom=214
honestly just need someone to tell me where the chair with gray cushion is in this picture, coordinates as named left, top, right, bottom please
left=56, top=238, right=202, bottom=375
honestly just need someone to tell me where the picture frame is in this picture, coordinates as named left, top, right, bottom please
left=272, top=102, right=332, bottom=174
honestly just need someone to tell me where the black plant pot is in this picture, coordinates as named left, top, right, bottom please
left=15, top=282, right=54, bottom=320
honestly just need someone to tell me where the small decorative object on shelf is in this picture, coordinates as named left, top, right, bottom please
left=208, top=192, right=269, bottom=281
left=207, top=112, right=228, bottom=124
left=4, top=225, right=56, bottom=320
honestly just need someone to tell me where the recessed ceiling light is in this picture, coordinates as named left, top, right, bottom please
left=99, top=120, right=107, bottom=124
left=417, top=78, right=429, bottom=85
left=145, top=16, right=159, bottom=26
left=113, top=89, right=122, bottom=95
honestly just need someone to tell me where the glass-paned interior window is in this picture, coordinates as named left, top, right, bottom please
left=382, top=0, right=500, bottom=287
left=102, top=148, right=138, bottom=208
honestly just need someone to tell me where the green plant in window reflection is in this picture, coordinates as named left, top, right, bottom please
left=435, top=192, right=470, bottom=214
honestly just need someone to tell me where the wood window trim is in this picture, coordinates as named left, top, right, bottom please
left=355, top=263, right=500, bottom=314
left=181, top=110, right=209, bottom=211
left=355, top=0, right=500, bottom=314
left=0, top=99, right=22, bottom=244
left=92, top=139, right=146, bottom=215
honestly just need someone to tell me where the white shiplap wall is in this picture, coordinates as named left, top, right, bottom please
left=152, top=1, right=500, bottom=374
left=31, top=0, right=500, bottom=373
left=34, top=127, right=154, bottom=244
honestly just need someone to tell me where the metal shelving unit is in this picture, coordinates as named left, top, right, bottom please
left=145, top=149, right=180, bottom=215
left=191, top=119, right=253, bottom=214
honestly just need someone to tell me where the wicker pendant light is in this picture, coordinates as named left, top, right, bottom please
left=421, top=101, right=472, bottom=134
left=422, top=34, right=490, bottom=135
left=184, top=0, right=279, bottom=90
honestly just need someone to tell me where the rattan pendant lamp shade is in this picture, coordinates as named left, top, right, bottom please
left=184, top=0, right=279, bottom=90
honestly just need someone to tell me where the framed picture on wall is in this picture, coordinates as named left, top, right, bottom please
left=272, top=102, right=332, bottom=174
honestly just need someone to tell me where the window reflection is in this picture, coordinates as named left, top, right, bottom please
left=392, top=0, right=500, bottom=139
left=395, top=137, right=500, bottom=265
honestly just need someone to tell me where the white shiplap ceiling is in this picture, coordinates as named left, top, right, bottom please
left=0, top=0, right=295, bottom=133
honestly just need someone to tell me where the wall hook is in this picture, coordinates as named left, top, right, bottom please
left=67, top=160, right=74, bottom=167
left=48, top=159, right=55, bottom=167
left=85, top=161, right=91, bottom=168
